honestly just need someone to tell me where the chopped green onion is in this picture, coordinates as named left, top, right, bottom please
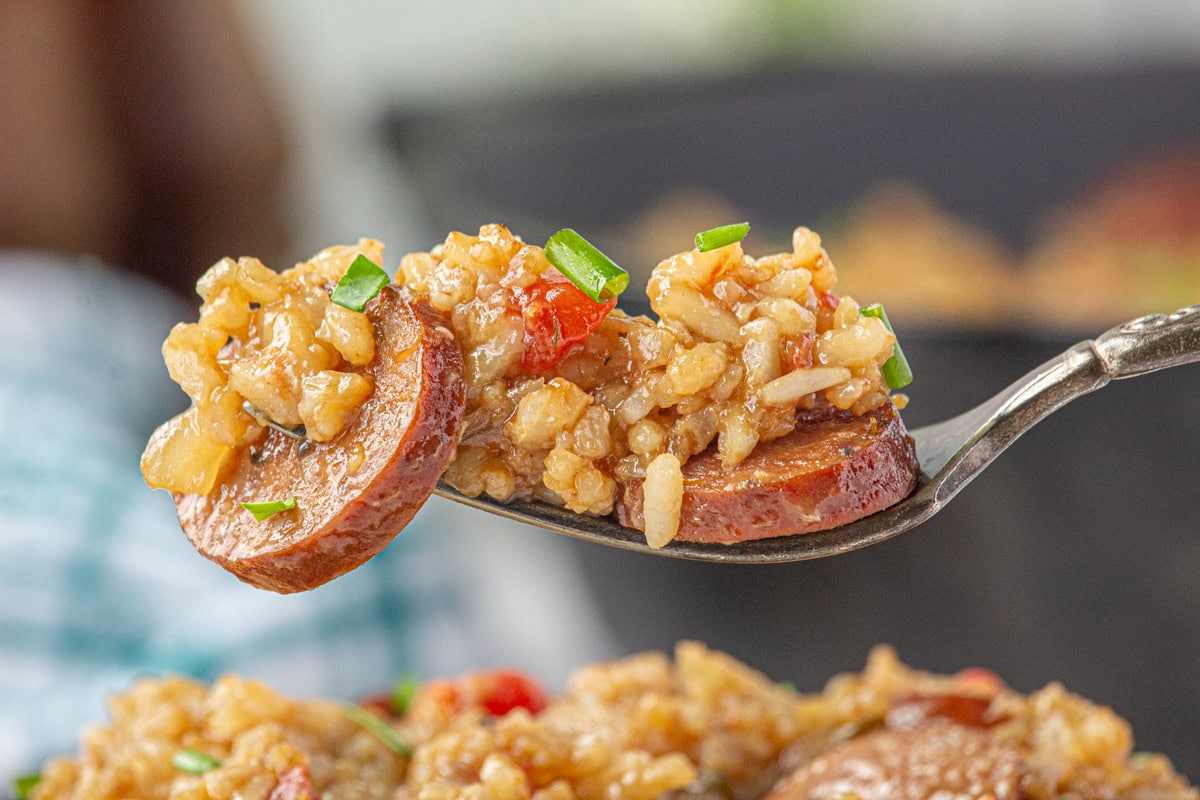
left=331, top=254, right=390, bottom=312
left=544, top=229, right=629, bottom=303
left=860, top=303, right=913, bottom=390
left=240, top=496, right=297, bottom=522
left=389, top=674, right=421, bottom=715
left=13, top=773, right=41, bottom=800
left=776, top=680, right=796, bottom=693
left=343, top=703, right=413, bottom=756
left=695, top=222, right=750, bottom=252
left=172, top=748, right=221, bottom=776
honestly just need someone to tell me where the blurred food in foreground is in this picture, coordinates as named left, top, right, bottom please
left=27, top=642, right=1195, bottom=800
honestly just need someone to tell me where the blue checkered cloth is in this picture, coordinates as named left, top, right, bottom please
left=0, top=253, right=614, bottom=781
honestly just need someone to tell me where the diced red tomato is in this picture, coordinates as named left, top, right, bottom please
left=382, top=670, right=547, bottom=722
left=467, top=670, right=548, bottom=716
left=514, top=269, right=616, bottom=373
left=269, top=766, right=313, bottom=800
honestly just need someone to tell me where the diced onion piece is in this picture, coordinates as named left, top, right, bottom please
left=642, top=453, right=683, bottom=549
left=140, top=407, right=232, bottom=494
left=759, top=367, right=852, bottom=406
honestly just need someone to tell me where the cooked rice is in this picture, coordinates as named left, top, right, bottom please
left=412, top=225, right=897, bottom=541
left=32, top=644, right=1195, bottom=800
left=141, top=241, right=385, bottom=495
left=142, top=225, right=900, bottom=547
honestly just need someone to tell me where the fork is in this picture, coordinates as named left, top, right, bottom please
left=433, top=305, right=1200, bottom=562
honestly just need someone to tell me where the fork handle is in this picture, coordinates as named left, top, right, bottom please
left=1091, top=305, right=1200, bottom=379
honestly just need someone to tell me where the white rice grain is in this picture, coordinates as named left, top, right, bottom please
left=642, top=453, right=684, bottom=549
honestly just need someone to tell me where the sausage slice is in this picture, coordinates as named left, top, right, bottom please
left=175, top=287, right=464, bottom=593
left=764, top=724, right=1025, bottom=800
left=616, top=403, right=918, bottom=544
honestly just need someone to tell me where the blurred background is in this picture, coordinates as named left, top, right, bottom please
left=2, top=0, right=1199, bottom=782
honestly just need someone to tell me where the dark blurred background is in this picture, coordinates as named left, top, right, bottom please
left=3, top=0, right=1199, bottom=779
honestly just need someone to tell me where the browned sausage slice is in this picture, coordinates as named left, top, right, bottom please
left=175, top=286, right=464, bottom=593
left=616, top=403, right=918, bottom=544
left=764, top=724, right=1025, bottom=800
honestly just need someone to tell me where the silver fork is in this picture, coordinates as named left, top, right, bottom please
left=434, top=305, right=1200, bottom=562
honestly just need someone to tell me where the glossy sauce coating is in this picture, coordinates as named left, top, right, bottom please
left=176, top=287, right=464, bottom=592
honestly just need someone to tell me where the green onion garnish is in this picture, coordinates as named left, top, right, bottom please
left=240, top=496, right=297, bottom=521
left=544, top=229, right=629, bottom=303
left=343, top=703, right=413, bottom=756
left=695, top=222, right=750, bottom=252
left=12, top=773, right=41, bottom=800
left=172, top=748, right=221, bottom=776
left=331, top=254, right=390, bottom=312
left=389, top=674, right=421, bottom=715
left=860, top=303, right=913, bottom=390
